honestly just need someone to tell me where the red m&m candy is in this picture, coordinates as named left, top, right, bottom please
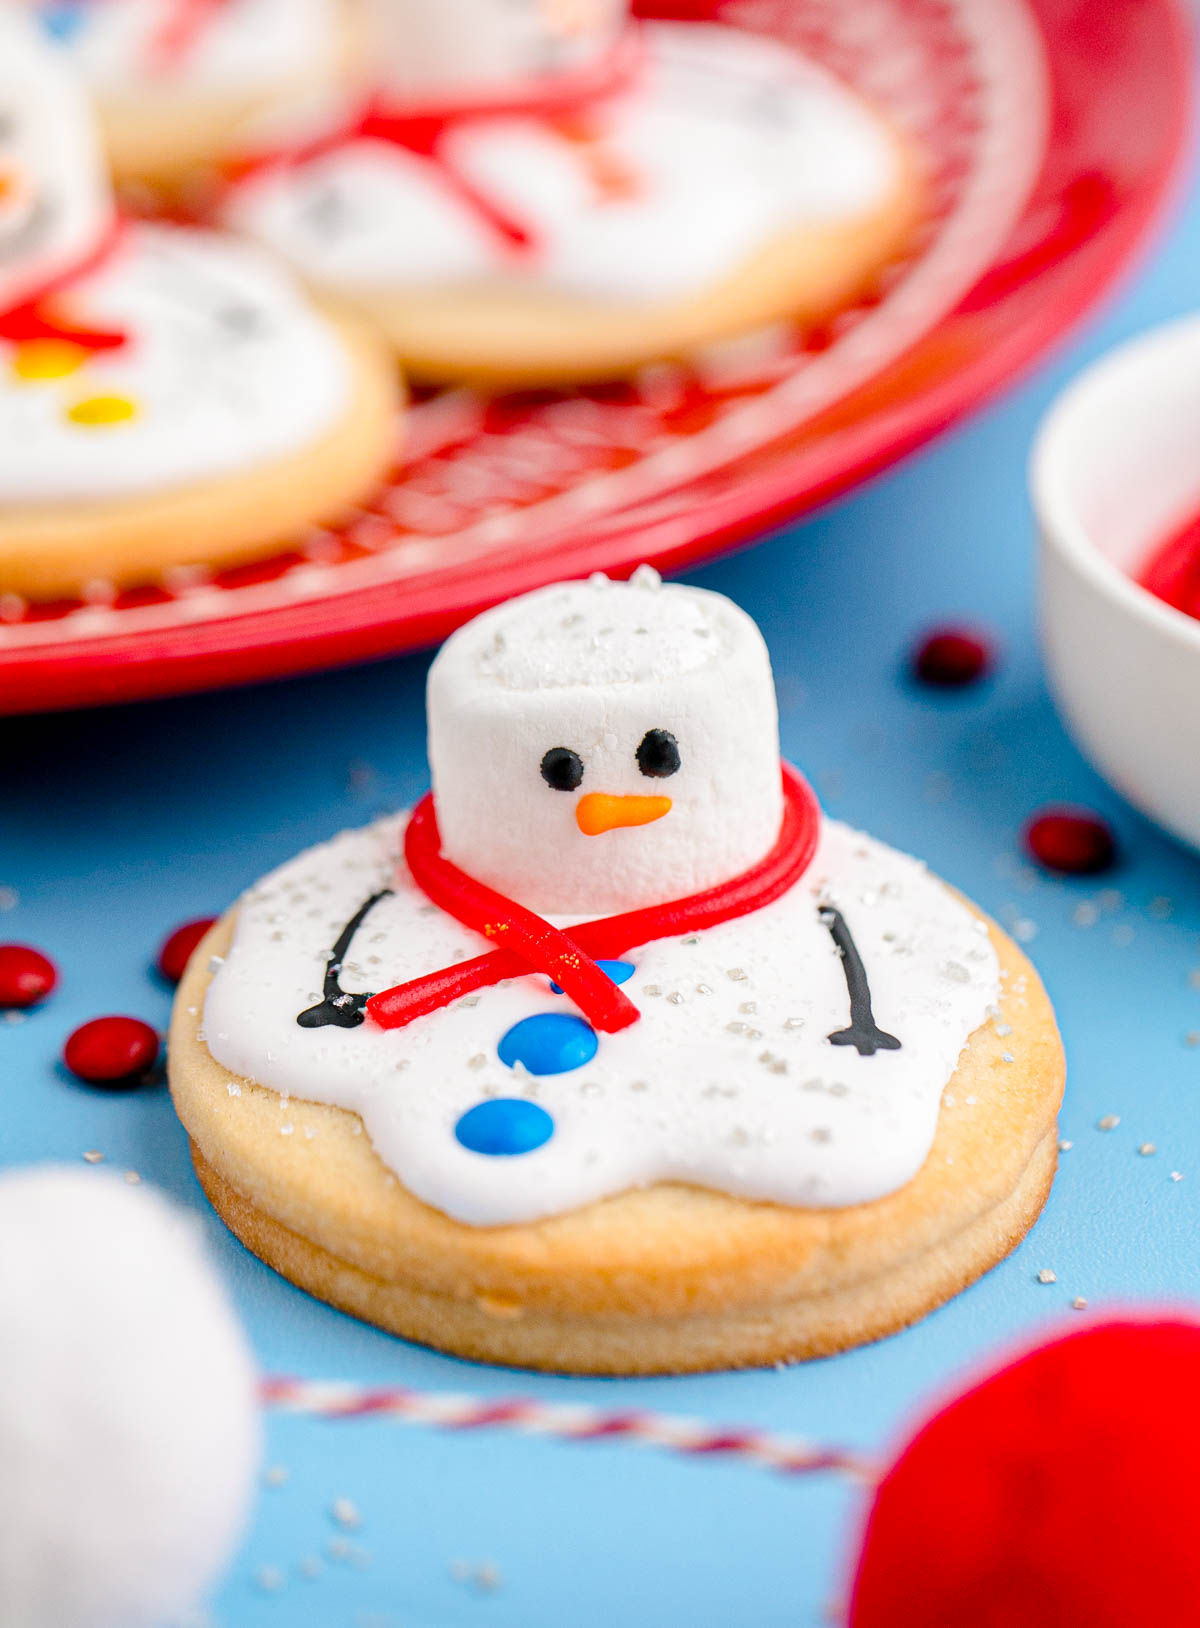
left=1024, top=807, right=1117, bottom=875
left=64, top=1016, right=159, bottom=1086
left=157, top=917, right=217, bottom=985
left=0, top=944, right=58, bottom=1009
left=912, top=627, right=994, bottom=688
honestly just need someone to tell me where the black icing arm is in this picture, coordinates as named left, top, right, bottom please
left=297, top=890, right=392, bottom=1029
left=819, top=905, right=901, bottom=1057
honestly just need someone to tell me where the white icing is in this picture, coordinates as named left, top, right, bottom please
left=35, top=0, right=337, bottom=97
left=365, top=0, right=626, bottom=101
left=0, top=224, right=350, bottom=504
left=203, top=811, right=1000, bottom=1227
left=224, top=22, right=902, bottom=304
left=0, top=11, right=113, bottom=309
left=427, top=572, right=783, bottom=914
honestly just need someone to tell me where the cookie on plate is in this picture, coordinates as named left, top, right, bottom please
left=170, top=568, right=1064, bottom=1374
left=222, top=0, right=923, bottom=386
left=32, top=0, right=356, bottom=192
left=0, top=12, right=399, bottom=601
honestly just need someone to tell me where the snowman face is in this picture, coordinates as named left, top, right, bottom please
left=0, top=13, right=111, bottom=310
left=428, top=576, right=785, bottom=916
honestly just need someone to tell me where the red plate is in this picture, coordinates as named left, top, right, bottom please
left=0, top=0, right=1190, bottom=714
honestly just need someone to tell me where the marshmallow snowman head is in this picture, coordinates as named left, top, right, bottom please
left=0, top=12, right=111, bottom=312
left=365, top=0, right=628, bottom=103
left=427, top=571, right=785, bottom=916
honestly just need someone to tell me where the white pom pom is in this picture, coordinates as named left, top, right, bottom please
left=0, top=1168, right=260, bottom=1628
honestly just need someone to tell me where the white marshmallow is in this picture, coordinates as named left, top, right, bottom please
left=0, top=1168, right=260, bottom=1628
left=363, top=0, right=626, bottom=102
left=427, top=569, right=784, bottom=914
left=0, top=13, right=112, bottom=310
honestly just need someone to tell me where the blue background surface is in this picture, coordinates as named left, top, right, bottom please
left=5, top=130, right=1200, bottom=1628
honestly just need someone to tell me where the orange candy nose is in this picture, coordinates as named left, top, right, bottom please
left=575, top=793, right=672, bottom=836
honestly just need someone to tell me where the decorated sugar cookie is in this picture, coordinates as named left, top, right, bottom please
left=170, top=569, right=1065, bottom=1375
left=221, top=0, right=923, bottom=385
left=0, top=11, right=398, bottom=601
left=33, top=0, right=353, bottom=189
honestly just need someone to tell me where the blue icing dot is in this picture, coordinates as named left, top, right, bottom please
left=549, top=959, right=634, bottom=995
left=455, top=1098, right=554, bottom=1157
left=498, top=1012, right=598, bottom=1076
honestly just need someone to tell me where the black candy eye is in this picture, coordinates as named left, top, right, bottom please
left=636, top=729, right=681, bottom=779
left=540, top=746, right=584, bottom=792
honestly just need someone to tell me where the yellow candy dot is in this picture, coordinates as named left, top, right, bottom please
left=66, top=395, right=138, bottom=427
left=11, top=339, right=90, bottom=381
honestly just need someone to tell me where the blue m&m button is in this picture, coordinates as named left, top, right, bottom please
left=455, top=1098, right=554, bottom=1157
left=549, top=959, right=634, bottom=995
left=498, top=1012, right=598, bottom=1075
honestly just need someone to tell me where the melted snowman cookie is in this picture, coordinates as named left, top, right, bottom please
left=0, top=10, right=398, bottom=598
left=223, top=19, right=922, bottom=383
left=170, top=572, right=1064, bottom=1372
left=2, top=227, right=349, bottom=505
left=35, top=0, right=350, bottom=187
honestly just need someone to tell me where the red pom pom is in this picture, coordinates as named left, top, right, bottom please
left=156, top=916, right=217, bottom=985
left=912, top=628, right=993, bottom=688
left=0, top=943, right=58, bottom=1008
left=850, top=1320, right=1200, bottom=1628
left=1024, top=807, right=1117, bottom=874
left=64, top=1016, right=159, bottom=1086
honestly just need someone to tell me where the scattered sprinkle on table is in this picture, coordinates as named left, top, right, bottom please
left=330, top=1498, right=361, bottom=1530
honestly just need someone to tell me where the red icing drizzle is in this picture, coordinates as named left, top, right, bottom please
left=147, top=0, right=234, bottom=71
left=228, top=28, right=646, bottom=256
left=0, top=217, right=129, bottom=353
left=367, top=763, right=822, bottom=1035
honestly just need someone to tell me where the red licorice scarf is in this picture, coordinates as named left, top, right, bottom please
left=0, top=216, right=128, bottom=352
left=367, top=764, right=821, bottom=1036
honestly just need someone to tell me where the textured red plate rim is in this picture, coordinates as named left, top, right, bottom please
left=0, top=0, right=1191, bottom=714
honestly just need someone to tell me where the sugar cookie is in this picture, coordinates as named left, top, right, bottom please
left=170, top=570, right=1064, bottom=1373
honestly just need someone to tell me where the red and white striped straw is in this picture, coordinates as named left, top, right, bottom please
left=261, top=1378, right=879, bottom=1483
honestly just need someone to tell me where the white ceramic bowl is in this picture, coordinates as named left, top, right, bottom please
left=1033, top=313, right=1200, bottom=852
